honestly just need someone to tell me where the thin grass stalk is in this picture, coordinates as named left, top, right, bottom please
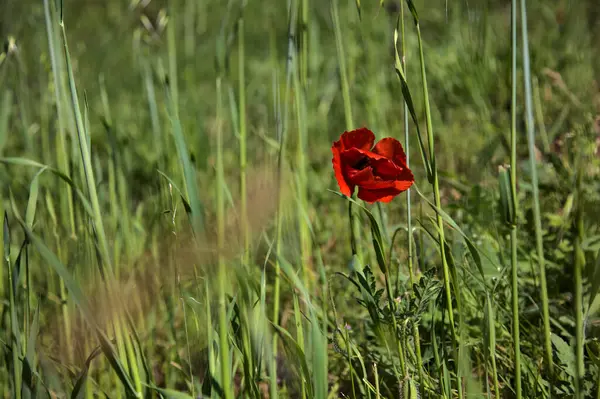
left=23, top=248, right=30, bottom=368
left=122, top=320, right=143, bottom=395
left=239, top=303, right=260, bottom=398
left=184, top=0, right=196, bottom=59
left=180, top=295, right=195, bottom=398
left=331, top=0, right=353, bottom=130
left=510, top=0, right=522, bottom=397
left=271, top=3, right=297, bottom=397
left=400, top=0, right=414, bottom=293
left=167, top=2, right=179, bottom=116
left=292, top=39, right=311, bottom=287
left=59, top=17, right=114, bottom=287
left=215, top=75, right=233, bottom=399
left=4, top=214, right=21, bottom=399
left=373, top=362, right=380, bottom=398
left=532, top=77, right=550, bottom=153
left=238, top=14, right=249, bottom=268
left=98, top=75, right=131, bottom=268
left=206, top=280, right=217, bottom=399
left=291, top=24, right=310, bottom=396
left=410, top=1, right=456, bottom=327
left=313, top=255, right=329, bottom=398
left=485, top=294, right=500, bottom=399
left=24, top=168, right=40, bottom=357
left=412, top=321, right=425, bottom=397
left=43, top=0, right=76, bottom=239
left=380, top=256, right=407, bottom=388
left=293, top=294, right=308, bottom=399
left=343, top=326, right=357, bottom=398
left=331, top=0, right=361, bottom=266
left=16, top=47, right=32, bottom=153
left=399, top=5, right=425, bottom=394
left=142, top=61, right=163, bottom=168
left=407, top=3, right=460, bottom=396
left=269, top=66, right=282, bottom=399
left=166, top=8, right=204, bottom=238
left=60, top=13, right=143, bottom=396
left=300, top=0, right=309, bottom=87
left=574, top=142, right=585, bottom=399
left=520, top=0, right=553, bottom=378
left=54, top=217, right=74, bottom=364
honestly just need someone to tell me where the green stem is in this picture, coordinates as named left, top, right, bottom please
left=344, top=326, right=357, bottom=399
left=238, top=15, right=249, bottom=267
left=510, top=1, right=522, bottom=397
left=5, top=215, right=21, bottom=399
left=413, top=322, right=425, bottom=398
left=401, top=0, right=414, bottom=293
left=332, top=0, right=361, bottom=265
left=271, top=4, right=297, bottom=397
left=574, top=143, right=585, bottom=399
left=412, top=10, right=461, bottom=398
left=292, top=41, right=311, bottom=286
left=520, top=0, right=553, bottom=378
left=216, top=75, right=233, bottom=399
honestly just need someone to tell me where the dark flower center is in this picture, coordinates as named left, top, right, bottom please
left=353, top=156, right=370, bottom=170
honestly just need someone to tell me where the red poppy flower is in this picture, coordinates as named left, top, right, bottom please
left=332, top=127, right=414, bottom=203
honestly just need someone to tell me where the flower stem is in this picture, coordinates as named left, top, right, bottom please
left=510, top=0, right=522, bottom=397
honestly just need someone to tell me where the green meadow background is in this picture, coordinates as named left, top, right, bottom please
left=1, top=0, right=599, bottom=398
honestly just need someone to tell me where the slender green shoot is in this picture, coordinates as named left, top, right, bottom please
left=238, top=13, right=249, bottom=267
left=509, top=1, right=522, bottom=397
left=404, top=1, right=460, bottom=395
left=573, top=135, right=585, bottom=399
left=520, top=0, right=553, bottom=378
left=216, top=75, right=233, bottom=399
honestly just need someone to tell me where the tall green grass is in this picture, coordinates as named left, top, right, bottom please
left=0, top=0, right=598, bottom=398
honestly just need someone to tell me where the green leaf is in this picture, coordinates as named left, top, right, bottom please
left=3, top=211, right=10, bottom=260
left=498, top=166, right=514, bottom=226
left=25, top=166, right=47, bottom=229
left=354, top=0, right=361, bottom=20
left=165, top=89, right=204, bottom=235
left=582, top=235, right=600, bottom=252
left=71, top=345, right=103, bottom=399
left=551, top=333, right=576, bottom=379
left=0, top=90, right=13, bottom=155
left=587, top=254, right=600, bottom=315
left=404, top=0, right=420, bottom=25
left=157, top=169, right=192, bottom=214
left=22, top=302, right=40, bottom=399
left=142, top=384, right=195, bottom=399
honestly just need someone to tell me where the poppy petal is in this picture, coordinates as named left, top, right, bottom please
left=332, top=144, right=353, bottom=196
left=357, top=186, right=399, bottom=203
left=373, top=137, right=408, bottom=166
left=357, top=179, right=414, bottom=203
left=340, top=148, right=369, bottom=166
left=370, top=158, right=401, bottom=180
left=339, top=127, right=375, bottom=151
left=396, top=167, right=415, bottom=188
left=345, top=165, right=375, bottom=185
